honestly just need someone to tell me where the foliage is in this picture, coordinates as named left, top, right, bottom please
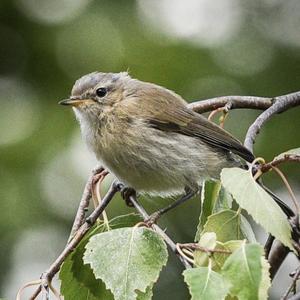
left=59, top=145, right=297, bottom=299
left=221, top=168, right=293, bottom=250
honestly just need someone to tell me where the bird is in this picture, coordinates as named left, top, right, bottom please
left=59, top=72, right=293, bottom=219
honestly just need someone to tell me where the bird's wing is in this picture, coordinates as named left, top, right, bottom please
left=146, top=105, right=254, bottom=162
left=121, top=81, right=254, bottom=162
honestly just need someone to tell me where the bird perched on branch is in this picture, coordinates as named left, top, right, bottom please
left=59, top=72, right=292, bottom=219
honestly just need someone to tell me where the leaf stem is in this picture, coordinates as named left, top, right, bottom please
left=271, top=166, right=299, bottom=214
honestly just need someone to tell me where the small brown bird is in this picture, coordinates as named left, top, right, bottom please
left=60, top=71, right=253, bottom=192
left=60, top=72, right=291, bottom=218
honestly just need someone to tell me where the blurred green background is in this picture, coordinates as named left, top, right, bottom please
left=0, top=0, right=299, bottom=299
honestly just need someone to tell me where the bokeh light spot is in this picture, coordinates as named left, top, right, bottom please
left=211, top=33, right=274, bottom=76
left=137, top=0, right=244, bottom=47
left=254, top=0, right=300, bottom=49
left=15, top=0, right=91, bottom=25
left=3, top=226, right=66, bottom=299
left=41, top=132, right=96, bottom=220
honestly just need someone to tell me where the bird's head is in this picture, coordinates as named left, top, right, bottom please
left=59, top=71, right=132, bottom=118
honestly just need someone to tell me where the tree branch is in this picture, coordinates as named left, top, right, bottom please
left=268, top=241, right=290, bottom=280
left=261, top=155, right=300, bottom=173
left=244, top=91, right=300, bottom=152
left=288, top=293, right=300, bottom=300
left=188, top=95, right=273, bottom=113
left=178, top=243, right=232, bottom=254
left=67, top=167, right=106, bottom=242
left=282, top=266, right=300, bottom=299
left=29, top=182, right=118, bottom=300
left=240, top=91, right=300, bottom=283
left=188, top=91, right=300, bottom=117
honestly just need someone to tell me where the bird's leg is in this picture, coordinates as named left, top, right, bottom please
left=145, top=188, right=197, bottom=226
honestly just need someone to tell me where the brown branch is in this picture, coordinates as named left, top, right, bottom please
left=240, top=92, right=300, bottom=283
left=268, top=241, right=290, bottom=280
left=282, top=266, right=300, bottom=299
left=288, top=293, right=300, bottom=300
left=188, top=95, right=273, bottom=113
left=188, top=91, right=300, bottom=117
left=67, top=167, right=104, bottom=242
left=178, top=243, right=232, bottom=254
left=29, top=182, right=118, bottom=300
left=244, top=91, right=300, bottom=152
left=261, top=155, right=300, bottom=173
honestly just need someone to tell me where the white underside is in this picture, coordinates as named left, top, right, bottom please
left=74, top=109, right=240, bottom=196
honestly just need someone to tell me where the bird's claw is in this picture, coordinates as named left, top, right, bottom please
left=120, top=187, right=136, bottom=207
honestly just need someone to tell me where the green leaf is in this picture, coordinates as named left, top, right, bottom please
left=213, top=240, right=243, bottom=271
left=259, top=257, right=271, bottom=300
left=194, top=232, right=217, bottom=267
left=201, top=210, right=246, bottom=243
left=183, top=265, right=230, bottom=300
left=60, top=245, right=114, bottom=300
left=274, top=147, right=300, bottom=160
left=195, top=180, right=233, bottom=241
left=222, top=242, right=263, bottom=300
left=240, top=215, right=256, bottom=243
left=84, top=227, right=168, bottom=300
left=216, top=186, right=233, bottom=211
left=60, top=213, right=142, bottom=300
left=136, top=284, right=153, bottom=300
left=221, top=168, right=293, bottom=250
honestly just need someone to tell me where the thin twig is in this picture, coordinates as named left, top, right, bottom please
left=92, top=170, right=110, bottom=227
left=262, top=155, right=300, bottom=172
left=178, top=243, right=232, bottom=254
left=116, top=183, right=192, bottom=269
left=67, top=167, right=104, bottom=243
left=207, top=107, right=228, bottom=128
left=16, top=280, right=41, bottom=300
left=176, top=244, right=195, bottom=265
left=188, top=95, right=274, bottom=113
left=287, top=292, right=300, bottom=300
left=208, top=107, right=225, bottom=122
left=244, top=91, right=300, bottom=152
left=282, top=267, right=300, bottom=299
left=48, top=281, right=61, bottom=300
left=29, top=182, right=118, bottom=300
left=271, top=166, right=299, bottom=213
left=182, top=247, right=195, bottom=258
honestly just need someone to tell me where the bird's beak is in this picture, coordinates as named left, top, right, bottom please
left=59, top=97, right=94, bottom=107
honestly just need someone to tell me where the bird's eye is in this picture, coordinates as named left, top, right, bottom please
left=96, top=87, right=107, bottom=98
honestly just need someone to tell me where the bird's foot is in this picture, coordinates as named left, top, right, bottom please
left=120, top=186, right=136, bottom=207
